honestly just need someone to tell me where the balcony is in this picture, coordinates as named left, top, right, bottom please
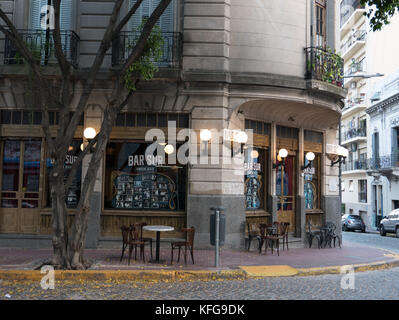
left=4, top=29, right=80, bottom=68
left=368, top=154, right=399, bottom=170
left=341, top=30, right=366, bottom=60
left=305, top=47, right=344, bottom=88
left=342, top=127, right=367, bottom=144
left=342, top=95, right=367, bottom=117
left=342, top=159, right=368, bottom=173
left=340, top=0, right=366, bottom=33
left=344, top=58, right=366, bottom=85
left=112, top=31, right=182, bottom=70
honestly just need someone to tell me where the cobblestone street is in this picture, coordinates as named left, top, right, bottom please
left=1, top=266, right=399, bottom=300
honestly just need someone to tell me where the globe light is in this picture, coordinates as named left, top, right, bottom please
left=337, top=146, right=348, bottom=158
left=305, top=152, right=316, bottom=162
left=164, top=144, right=174, bottom=155
left=236, top=131, right=248, bottom=144
left=200, top=129, right=212, bottom=142
left=84, top=127, right=97, bottom=140
left=80, top=143, right=85, bottom=151
left=250, top=150, right=259, bottom=159
left=278, top=148, right=288, bottom=159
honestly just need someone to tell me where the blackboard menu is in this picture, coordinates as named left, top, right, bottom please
left=245, top=176, right=261, bottom=209
left=111, top=171, right=177, bottom=210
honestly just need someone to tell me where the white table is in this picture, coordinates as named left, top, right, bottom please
left=143, top=225, right=174, bottom=263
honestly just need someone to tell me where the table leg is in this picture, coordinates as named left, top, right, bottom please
left=155, top=231, right=161, bottom=262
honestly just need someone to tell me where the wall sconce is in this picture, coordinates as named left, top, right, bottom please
left=231, top=131, right=248, bottom=157
left=164, top=144, right=174, bottom=155
left=331, top=146, right=349, bottom=167
left=250, top=149, right=259, bottom=159
left=200, top=129, right=212, bottom=155
left=82, top=127, right=97, bottom=153
left=273, top=148, right=288, bottom=169
left=301, top=152, right=315, bottom=170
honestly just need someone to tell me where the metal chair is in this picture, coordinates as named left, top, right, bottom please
left=120, top=226, right=130, bottom=262
left=134, top=222, right=153, bottom=259
left=305, top=221, right=322, bottom=249
left=246, top=222, right=261, bottom=251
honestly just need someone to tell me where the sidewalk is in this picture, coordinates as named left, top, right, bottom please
left=1, top=241, right=398, bottom=281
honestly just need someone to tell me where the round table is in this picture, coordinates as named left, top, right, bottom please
left=143, top=225, right=174, bottom=263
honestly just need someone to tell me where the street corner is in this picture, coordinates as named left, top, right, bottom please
left=239, top=265, right=299, bottom=278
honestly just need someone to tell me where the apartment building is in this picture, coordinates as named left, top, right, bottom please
left=0, top=0, right=346, bottom=249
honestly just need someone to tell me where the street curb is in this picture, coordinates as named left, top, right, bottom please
left=296, top=258, right=399, bottom=276
left=0, top=269, right=247, bottom=283
left=1, top=259, right=399, bottom=283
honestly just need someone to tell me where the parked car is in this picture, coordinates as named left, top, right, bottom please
left=380, top=209, right=399, bottom=238
left=342, top=215, right=366, bottom=232
left=341, top=213, right=349, bottom=224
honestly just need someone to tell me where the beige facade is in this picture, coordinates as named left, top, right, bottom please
left=0, top=0, right=346, bottom=249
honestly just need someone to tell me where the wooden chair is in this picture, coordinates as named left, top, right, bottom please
left=258, top=223, right=273, bottom=254
left=128, top=224, right=146, bottom=265
left=134, top=222, right=153, bottom=260
left=171, top=227, right=195, bottom=265
left=281, top=222, right=290, bottom=251
left=246, top=222, right=261, bottom=251
left=260, top=222, right=289, bottom=256
left=120, top=226, right=130, bottom=262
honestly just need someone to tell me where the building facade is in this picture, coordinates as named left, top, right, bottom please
left=0, top=0, right=346, bottom=249
left=366, top=70, right=399, bottom=228
left=340, top=1, right=399, bottom=230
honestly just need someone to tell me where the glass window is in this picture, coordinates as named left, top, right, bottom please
left=22, top=141, right=41, bottom=208
left=46, top=140, right=82, bottom=208
left=1, top=110, right=11, bottom=124
left=244, top=148, right=266, bottom=210
left=304, top=153, right=321, bottom=210
left=104, top=142, right=186, bottom=211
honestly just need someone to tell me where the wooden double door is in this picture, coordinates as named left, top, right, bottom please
left=276, top=155, right=296, bottom=232
left=0, top=139, right=43, bottom=234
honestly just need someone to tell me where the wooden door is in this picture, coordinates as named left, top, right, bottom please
left=276, top=155, right=296, bottom=232
left=0, top=140, right=42, bottom=234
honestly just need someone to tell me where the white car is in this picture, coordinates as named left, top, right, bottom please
left=380, top=209, right=399, bottom=238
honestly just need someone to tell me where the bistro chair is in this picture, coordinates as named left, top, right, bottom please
left=134, top=222, right=153, bottom=260
left=322, top=222, right=341, bottom=248
left=258, top=223, right=273, bottom=254
left=170, top=227, right=195, bottom=265
left=260, top=222, right=289, bottom=256
left=305, top=221, right=322, bottom=249
left=246, top=222, right=261, bottom=252
left=120, top=226, right=130, bottom=262
left=128, top=224, right=146, bottom=265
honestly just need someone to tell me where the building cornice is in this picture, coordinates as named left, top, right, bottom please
left=366, top=92, right=399, bottom=115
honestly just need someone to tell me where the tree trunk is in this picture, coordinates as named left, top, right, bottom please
left=50, top=162, right=71, bottom=269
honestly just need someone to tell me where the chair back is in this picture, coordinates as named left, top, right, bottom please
left=282, top=222, right=290, bottom=236
left=247, top=222, right=259, bottom=235
left=121, top=226, right=130, bottom=244
left=129, top=224, right=141, bottom=241
left=134, top=222, right=147, bottom=239
left=183, top=227, right=195, bottom=246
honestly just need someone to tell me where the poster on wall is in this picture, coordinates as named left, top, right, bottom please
left=111, top=170, right=177, bottom=210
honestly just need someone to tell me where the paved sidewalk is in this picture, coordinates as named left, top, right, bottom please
left=1, top=241, right=398, bottom=274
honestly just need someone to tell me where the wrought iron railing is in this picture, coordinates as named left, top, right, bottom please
left=342, top=159, right=368, bottom=172
left=4, top=29, right=80, bottom=68
left=340, top=30, right=366, bottom=55
left=112, top=31, right=182, bottom=68
left=305, top=47, right=344, bottom=87
left=340, top=0, right=365, bottom=28
left=342, top=127, right=367, bottom=141
left=344, top=58, right=365, bottom=77
left=368, top=154, right=399, bottom=170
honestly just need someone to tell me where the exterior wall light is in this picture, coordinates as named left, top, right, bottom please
left=250, top=149, right=259, bottom=159
left=84, top=127, right=97, bottom=140
left=273, top=148, right=288, bottom=168
left=232, top=131, right=248, bottom=157
left=302, top=152, right=315, bottom=170
left=164, top=144, right=174, bottom=155
left=200, top=129, right=212, bottom=155
left=331, top=146, right=348, bottom=167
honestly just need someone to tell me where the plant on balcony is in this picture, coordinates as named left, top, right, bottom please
left=124, top=20, right=164, bottom=90
left=319, top=46, right=344, bottom=86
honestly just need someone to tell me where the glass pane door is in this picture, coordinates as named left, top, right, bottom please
left=1, top=140, right=20, bottom=208
left=21, top=140, right=41, bottom=208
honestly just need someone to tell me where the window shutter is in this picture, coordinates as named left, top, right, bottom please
left=29, top=0, right=47, bottom=30
left=60, top=0, right=73, bottom=31
left=128, top=0, right=174, bottom=31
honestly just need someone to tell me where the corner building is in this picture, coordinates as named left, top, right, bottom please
left=0, top=0, right=346, bottom=249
